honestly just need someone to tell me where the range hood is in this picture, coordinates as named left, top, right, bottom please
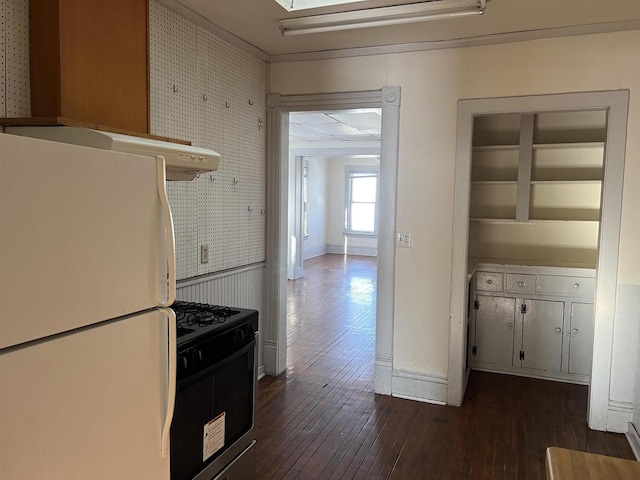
left=4, top=126, right=220, bottom=181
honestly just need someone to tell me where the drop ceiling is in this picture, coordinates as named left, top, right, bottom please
left=171, top=0, right=640, bottom=58
left=289, top=109, right=382, bottom=142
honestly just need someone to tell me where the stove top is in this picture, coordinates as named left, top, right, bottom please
left=172, top=301, right=258, bottom=348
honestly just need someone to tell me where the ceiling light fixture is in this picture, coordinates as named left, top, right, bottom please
left=280, top=0, right=488, bottom=35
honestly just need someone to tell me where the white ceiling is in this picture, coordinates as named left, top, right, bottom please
left=289, top=109, right=382, bottom=142
left=173, top=0, right=640, bottom=57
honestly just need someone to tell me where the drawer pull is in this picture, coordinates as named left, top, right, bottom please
left=518, top=281, right=524, bottom=288
left=572, top=328, right=579, bottom=334
left=574, top=283, right=580, bottom=289
left=487, top=279, right=493, bottom=285
left=507, top=322, right=513, bottom=328
left=555, top=327, right=562, bottom=333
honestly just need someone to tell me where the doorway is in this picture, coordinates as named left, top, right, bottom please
left=448, top=91, right=629, bottom=432
left=284, top=108, right=382, bottom=378
left=286, top=109, right=382, bottom=279
left=264, top=88, right=401, bottom=396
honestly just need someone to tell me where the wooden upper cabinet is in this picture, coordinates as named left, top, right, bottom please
left=29, top=0, right=149, bottom=134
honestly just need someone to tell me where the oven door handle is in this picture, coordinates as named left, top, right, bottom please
left=157, top=155, right=176, bottom=307
left=160, top=307, right=177, bottom=459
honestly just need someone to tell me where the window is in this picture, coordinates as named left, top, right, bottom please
left=302, top=161, right=309, bottom=238
left=345, top=165, right=379, bottom=235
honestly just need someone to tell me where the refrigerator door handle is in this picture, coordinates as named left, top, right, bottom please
left=157, top=155, right=176, bottom=307
left=160, top=307, right=177, bottom=459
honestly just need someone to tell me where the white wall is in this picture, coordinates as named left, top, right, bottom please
left=302, top=157, right=328, bottom=259
left=270, top=30, right=640, bottom=426
left=325, top=157, right=379, bottom=256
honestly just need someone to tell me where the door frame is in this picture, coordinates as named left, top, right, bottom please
left=265, top=88, right=401, bottom=395
left=447, top=90, right=629, bottom=431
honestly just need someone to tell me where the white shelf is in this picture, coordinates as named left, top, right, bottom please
left=532, top=142, right=605, bottom=150
left=472, top=144, right=519, bottom=152
left=530, top=180, right=602, bottom=185
left=470, top=217, right=599, bottom=224
left=527, top=218, right=600, bottom=224
left=470, top=218, right=523, bottom=224
left=471, top=180, right=518, bottom=185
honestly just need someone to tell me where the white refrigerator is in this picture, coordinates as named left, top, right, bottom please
left=0, top=133, right=177, bottom=479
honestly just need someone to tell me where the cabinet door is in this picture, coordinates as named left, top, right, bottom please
left=520, top=299, right=564, bottom=372
left=568, top=303, right=594, bottom=376
left=473, top=295, right=516, bottom=367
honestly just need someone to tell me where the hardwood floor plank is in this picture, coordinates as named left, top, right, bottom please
left=255, top=254, right=634, bottom=480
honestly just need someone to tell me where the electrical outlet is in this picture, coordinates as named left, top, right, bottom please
left=201, top=244, right=209, bottom=264
left=396, top=232, right=412, bottom=248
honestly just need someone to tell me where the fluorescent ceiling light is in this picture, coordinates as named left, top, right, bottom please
left=280, top=0, right=487, bottom=35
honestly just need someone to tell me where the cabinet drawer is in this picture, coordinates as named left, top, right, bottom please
left=475, top=272, right=503, bottom=292
left=506, top=274, right=536, bottom=295
left=538, top=275, right=595, bottom=298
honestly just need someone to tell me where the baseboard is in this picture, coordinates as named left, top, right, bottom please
left=257, top=364, right=266, bottom=380
left=607, top=400, right=634, bottom=433
left=374, top=356, right=392, bottom=395
left=627, top=423, right=640, bottom=460
left=391, top=369, right=447, bottom=405
left=262, top=340, right=279, bottom=376
left=302, top=244, right=328, bottom=260
left=327, top=243, right=378, bottom=257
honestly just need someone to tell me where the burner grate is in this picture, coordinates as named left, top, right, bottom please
left=173, top=301, right=241, bottom=332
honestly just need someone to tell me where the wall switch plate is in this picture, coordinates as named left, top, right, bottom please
left=396, top=232, right=412, bottom=248
left=201, top=244, right=209, bottom=264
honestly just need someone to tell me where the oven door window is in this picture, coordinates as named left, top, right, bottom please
left=171, top=339, right=255, bottom=480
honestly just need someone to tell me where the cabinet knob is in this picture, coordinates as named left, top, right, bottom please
left=487, top=279, right=493, bottom=285
left=507, top=322, right=513, bottom=328
left=572, top=328, right=579, bottom=334
left=555, top=327, right=562, bottom=333
left=518, top=281, right=524, bottom=288
left=574, top=283, right=580, bottom=289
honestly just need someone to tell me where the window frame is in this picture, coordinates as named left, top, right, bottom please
left=344, top=164, right=379, bottom=237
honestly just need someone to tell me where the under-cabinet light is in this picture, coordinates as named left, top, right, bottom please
left=280, top=0, right=487, bottom=35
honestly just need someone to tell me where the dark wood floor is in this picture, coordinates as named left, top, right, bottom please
left=255, top=254, right=633, bottom=479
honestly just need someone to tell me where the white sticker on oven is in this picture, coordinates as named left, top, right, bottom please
left=203, top=412, right=225, bottom=462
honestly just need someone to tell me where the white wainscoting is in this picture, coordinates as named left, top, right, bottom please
left=326, top=244, right=378, bottom=257
left=176, top=263, right=266, bottom=371
left=391, top=369, right=448, bottom=405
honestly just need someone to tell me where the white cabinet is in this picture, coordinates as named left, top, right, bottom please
left=568, top=302, right=595, bottom=376
left=473, top=295, right=516, bottom=366
left=538, top=275, right=595, bottom=298
left=506, top=274, right=536, bottom=295
left=520, top=299, right=564, bottom=372
left=470, top=264, right=595, bottom=384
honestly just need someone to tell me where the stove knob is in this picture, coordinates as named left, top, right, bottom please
left=178, top=355, right=188, bottom=371
left=190, top=349, right=203, bottom=366
left=234, top=329, right=246, bottom=342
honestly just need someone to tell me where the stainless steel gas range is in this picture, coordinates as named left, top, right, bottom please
left=170, top=301, right=259, bottom=480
